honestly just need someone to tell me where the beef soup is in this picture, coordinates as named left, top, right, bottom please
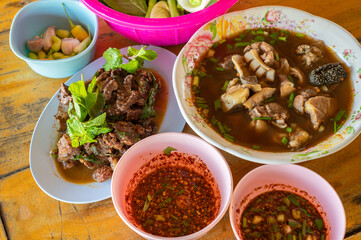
left=191, top=29, right=352, bottom=152
left=52, top=68, right=168, bottom=183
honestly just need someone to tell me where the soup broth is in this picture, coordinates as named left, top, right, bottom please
left=191, top=29, right=352, bottom=152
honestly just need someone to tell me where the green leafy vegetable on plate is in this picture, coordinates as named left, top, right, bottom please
left=66, top=75, right=111, bottom=147
left=103, top=46, right=157, bottom=73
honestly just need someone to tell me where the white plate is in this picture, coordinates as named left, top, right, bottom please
left=30, top=45, right=186, bottom=204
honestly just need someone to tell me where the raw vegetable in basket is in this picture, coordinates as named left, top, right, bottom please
left=100, top=0, right=216, bottom=18
left=25, top=3, right=92, bottom=60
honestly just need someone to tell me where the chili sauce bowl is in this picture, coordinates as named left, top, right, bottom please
left=229, top=164, right=345, bottom=240
left=9, top=0, right=98, bottom=78
left=172, top=5, right=361, bottom=164
left=111, top=132, right=233, bottom=240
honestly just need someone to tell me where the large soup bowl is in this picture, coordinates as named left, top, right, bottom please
left=173, top=6, right=361, bottom=164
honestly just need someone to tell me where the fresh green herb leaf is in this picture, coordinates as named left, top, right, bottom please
left=103, top=46, right=157, bottom=73
left=87, top=76, right=97, bottom=94
left=119, top=58, right=139, bottom=74
left=103, top=47, right=123, bottom=71
left=164, top=146, right=177, bottom=156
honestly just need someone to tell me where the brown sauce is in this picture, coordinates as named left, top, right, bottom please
left=240, top=190, right=327, bottom=239
left=192, top=29, right=353, bottom=152
left=54, top=69, right=168, bottom=184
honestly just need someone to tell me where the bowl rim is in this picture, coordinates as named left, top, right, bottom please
left=229, top=164, right=346, bottom=240
left=80, top=0, right=238, bottom=29
left=172, top=5, right=361, bottom=164
left=111, top=132, right=233, bottom=240
left=9, top=0, right=99, bottom=64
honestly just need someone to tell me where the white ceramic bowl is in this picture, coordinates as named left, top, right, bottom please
left=229, top=164, right=345, bottom=240
left=111, top=132, right=233, bottom=240
left=173, top=5, right=361, bottom=164
left=9, top=0, right=98, bottom=78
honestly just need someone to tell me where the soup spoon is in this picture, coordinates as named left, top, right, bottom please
left=177, top=0, right=212, bottom=13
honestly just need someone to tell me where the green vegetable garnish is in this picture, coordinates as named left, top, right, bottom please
left=164, top=146, right=177, bottom=156
left=221, top=80, right=229, bottom=91
left=103, top=46, right=157, bottom=73
left=315, top=218, right=324, bottom=231
left=143, top=194, right=152, bottom=212
left=66, top=75, right=112, bottom=147
left=214, top=99, right=221, bottom=111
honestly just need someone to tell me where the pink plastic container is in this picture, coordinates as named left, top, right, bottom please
left=80, top=0, right=238, bottom=46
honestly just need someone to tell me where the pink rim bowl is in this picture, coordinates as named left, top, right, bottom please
left=111, top=132, right=233, bottom=240
left=229, top=164, right=346, bottom=240
left=80, top=0, right=238, bottom=46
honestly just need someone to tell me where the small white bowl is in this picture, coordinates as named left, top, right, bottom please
left=173, top=5, right=361, bottom=164
left=229, top=164, right=346, bottom=240
left=9, top=0, right=98, bottom=78
left=111, top=132, right=233, bottom=240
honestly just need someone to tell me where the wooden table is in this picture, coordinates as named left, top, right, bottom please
left=1, top=0, right=361, bottom=239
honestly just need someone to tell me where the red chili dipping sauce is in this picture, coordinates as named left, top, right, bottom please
left=125, top=151, right=221, bottom=237
left=240, top=190, right=327, bottom=239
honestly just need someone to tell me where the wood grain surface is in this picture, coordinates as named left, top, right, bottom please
left=1, top=0, right=361, bottom=239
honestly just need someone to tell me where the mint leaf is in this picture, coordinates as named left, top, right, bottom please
left=103, top=47, right=123, bottom=71
left=73, top=98, right=87, bottom=122
left=86, top=91, right=105, bottom=118
left=120, top=59, right=139, bottom=74
left=103, top=46, right=157, bottom=73
left=87, top=76, right=97, bottom=94
left=67, top=117, right=87, bottom=148
left=66, top=113, right=111, bottom=148
left=83, top=112, right=107, bottom=128
left=68, top=80, right=87, bottom=99
left=137, top=47, right=157, bottom=61
left=127, top=46, right=139, bottom=57
left=164, top=146, right=177, bottom=156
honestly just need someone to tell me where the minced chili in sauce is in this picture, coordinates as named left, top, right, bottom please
left=240, top=190, right=327, bottom=239
left=128, top=165, right=219, bottom=237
